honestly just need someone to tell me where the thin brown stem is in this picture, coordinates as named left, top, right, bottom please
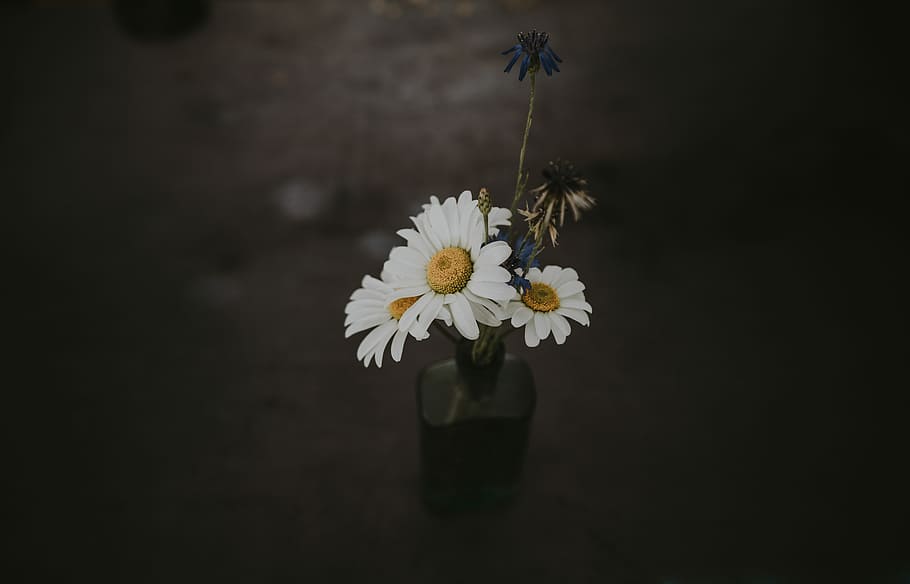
left=509, top=70, right=537, bottom=236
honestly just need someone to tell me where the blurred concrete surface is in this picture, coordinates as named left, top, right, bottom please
left=3, top=1, right=907, bottom=582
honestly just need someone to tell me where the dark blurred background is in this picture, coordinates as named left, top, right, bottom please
left=4, top=0, right=907, bottom=582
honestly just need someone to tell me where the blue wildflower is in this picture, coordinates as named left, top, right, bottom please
left=501, top=30, right=562, bottom=81
left=509, top=273, right=532, bottom=295
left=493, top=230, right=540, bottom=294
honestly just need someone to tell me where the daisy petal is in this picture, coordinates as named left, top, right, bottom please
left=469, top=219, right=484, bottom=261
left=396, top=229, right=434, bottom=260
left=413, top=214, right=444, bottom=252
left=448, top=293, right=479, bottom=340
left=534, top=311, right=551, bottom=341
left=345, top=308, right=387, bottom=326
left=441, top=196, right=460, bottom=248
left=399, top=292, right=434, bottom=332
left=458, top=193, right=477, bottom=243
left=383, top=258, right=424, bottom=280
left=471, top=265, right=511, bottom=283
left=511, top=306, right=534, bottom=327
left=383, top=279, right=429, bottom=288
left=487, top=207, right=511, bottom=233
left=476, top=241, right=512, bottom=266
left=390, top=328, right=408, bottom=362
left=553, top=267, right=579, bottom=287
left=556, top=307, right=590, bottom=326
left=541, top=265, right=562, bottom=285
left=361, top=275, right=388, bottom=291
left=428, top=203, right=452, bottom=247
left=524, top=321, right=540, bottom=347
left=463, top=288, right=508, bottom=320
left=390, top=246, right=428, bottom=268
left=384, top=260, right=424, bottom=278
left=415, top=292, right=445, bottom=337
left=559, top=297, right=593, bottom=312
left=349, top=288, right=384, bottom=301
left=550, top=311, right=572, bottom=337
left=551, top=317, right=567, bottom=344
left=470, top=301, right=502, bottom=327
left=388, top=285, right=431, bottom=301
left=345, top=314, right=391, bottom=338
left=373, top=324, right=397, bottom=368
left=467, top=280, right=514, bottom=301
left=556, top=280, right=586, bottom=298
left=408, top=321, right=431, bottom=340
left=357, top=320, right=398, bottom=361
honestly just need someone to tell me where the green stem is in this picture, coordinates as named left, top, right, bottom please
left=471, top=325, right=491, bottom=364
left=509, top=69, right=537, bottom=227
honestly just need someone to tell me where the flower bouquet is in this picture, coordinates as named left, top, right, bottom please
left=343, top=31, right=594, bottom=510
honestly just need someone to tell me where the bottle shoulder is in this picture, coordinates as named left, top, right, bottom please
left=417, top=354, right=536, bottom=427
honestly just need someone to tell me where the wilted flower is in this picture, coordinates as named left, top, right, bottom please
left=529, top=159, right=595, bottom=245
left=517, top=204, right=557, bottom=247
left=501, top=29, right=562, bottom=81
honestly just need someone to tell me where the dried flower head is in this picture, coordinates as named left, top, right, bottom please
left=529, top=159, right=595, bottom=244
left=501, top=29, right=562, bottom=81
left=520, top=203, right=558, bottom=247
left=517, top=204, right=540, bottom=229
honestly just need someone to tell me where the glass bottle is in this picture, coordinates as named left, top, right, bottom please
left=416, top=339, right=536, bottom=512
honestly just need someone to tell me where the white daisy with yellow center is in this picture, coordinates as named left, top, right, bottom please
left=506, top=265, right=593, bottom=347
left=384, top=191, right=515, bottom=340
left=344, top=273, right=438, bottom=367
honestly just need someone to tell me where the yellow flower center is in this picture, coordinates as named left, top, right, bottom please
left=521, top=282, right=560, bottom=312
left=426, top=247, right=473, bottom=294
left=388, top=296, right=419, bottom=320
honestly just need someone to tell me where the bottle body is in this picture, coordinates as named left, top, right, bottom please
left=416, top=341, right=536, bottom=511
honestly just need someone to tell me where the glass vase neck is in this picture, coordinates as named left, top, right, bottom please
left=455, top=339, right=505, bottom=398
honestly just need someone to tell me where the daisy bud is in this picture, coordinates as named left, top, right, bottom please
left=478, top=187, right=492, bottom=243
left=478, top=187, right=492, bottom=216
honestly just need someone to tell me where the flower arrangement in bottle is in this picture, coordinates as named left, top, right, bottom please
left=344, top=30, right=595, bottom=368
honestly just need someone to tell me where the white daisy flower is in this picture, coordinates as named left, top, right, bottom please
left=506, top=265, right=593, bottom=347
left=384, top=191, right=515, bottom=340
left=344, top=274, right=428, bottom=368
